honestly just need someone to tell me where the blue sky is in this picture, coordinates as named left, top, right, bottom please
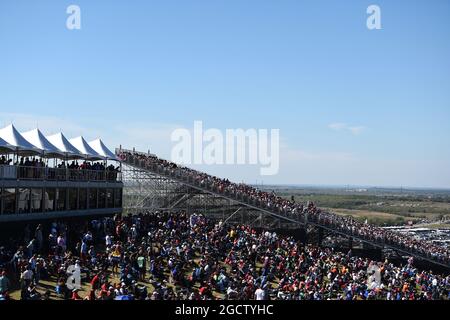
left=1, top=0, right=449, bottom=188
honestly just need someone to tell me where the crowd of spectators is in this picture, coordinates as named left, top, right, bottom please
left=0, top=156, right=120, bottom=181
left=0, top=212, right=449, bottom=301
left=0, top=156, right=13, bottom=166
left=117, top=151, right=450, bottom=265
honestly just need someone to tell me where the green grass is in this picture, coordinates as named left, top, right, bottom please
left=278, top=192, right=450, bottom=226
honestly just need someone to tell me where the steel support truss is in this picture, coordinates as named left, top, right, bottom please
left=122, top=163, right=294, bottom=229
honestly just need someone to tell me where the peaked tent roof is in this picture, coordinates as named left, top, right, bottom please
left=21, top=129, right=65, bottom=158
left=69, top=136, right=105, bottom=160
left=0, top=124, right=42, bottom=155
left=88, top=138, right=119, bottom=161
left=0, top=137, right=15, bottom=154
left=46, top=132, right=84, bottom=159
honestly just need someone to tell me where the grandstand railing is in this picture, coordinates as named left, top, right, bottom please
left=0, top=165, right=121, bottom=182
left=119, top=151, right=450, bottom=268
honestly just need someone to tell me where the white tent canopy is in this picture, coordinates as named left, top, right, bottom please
left=69, top=136, right=105, bottom=160
left=21, top=129, right=65, bottom=158
left=89, top=138, right=119, bottom=161
left=0, top=137, right=15, bottom=154
left=0, top=123, right=120, bottom=162
left=46, top=132, right=85, bottom=159
left=0, top=124, right=42, bottom=155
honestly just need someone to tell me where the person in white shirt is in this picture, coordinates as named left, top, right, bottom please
left=57, top=235, right=66, bottom=253
left=432, top=278, right=438, bottom=287
left=255, top=287, right=265, bottom=300
left=21, top=267, right=34, bottom=289
left=105, top=234, right=113, bottom=247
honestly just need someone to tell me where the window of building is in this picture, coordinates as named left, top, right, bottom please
left=89, top=188, right=97, bottom=209
left=18, top=188, right=30, bottom=214
left=68, top=188, right=78, bottom=211
left=3, top=188, right=16, bottom=214
left=45, top=188, right=56, bottom=212
left=79, top=188, right=87, bottom=210
left=31, top=188, right=43, bottom=213
left=114, top=188, right=122, bottom=208
left=106, top=188, right=114, bottom=208
left=56, top=188, right=66, bottom=211
left=98, top=189, right=106, bottom=209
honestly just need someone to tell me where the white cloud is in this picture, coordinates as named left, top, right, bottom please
left=328, top=123, right=366, bottom=135
left=348, top=126, right=366, bottom=135
left=328, top=123, right=348, bottom=131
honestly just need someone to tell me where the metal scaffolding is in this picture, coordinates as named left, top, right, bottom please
left=121, top=163, right=292, bottom=229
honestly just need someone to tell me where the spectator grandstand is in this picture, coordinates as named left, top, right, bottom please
left=117, top=150, right=450, bottom=267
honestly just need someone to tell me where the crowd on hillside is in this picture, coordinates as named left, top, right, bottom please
left=0, top=212, right=449, bottom=301
left=117, top=151, right=450, bottom=265
left=0, top=156, right=120, bottom=181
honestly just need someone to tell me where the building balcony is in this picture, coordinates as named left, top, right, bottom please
left=0, top=165, right=121, bottom=183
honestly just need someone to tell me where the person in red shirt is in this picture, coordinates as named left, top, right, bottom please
left=91, top=273, right=101, bottom=291
left=199, top=284, right=211, bottom=298
left=71, top=289, right=82, bottom=300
